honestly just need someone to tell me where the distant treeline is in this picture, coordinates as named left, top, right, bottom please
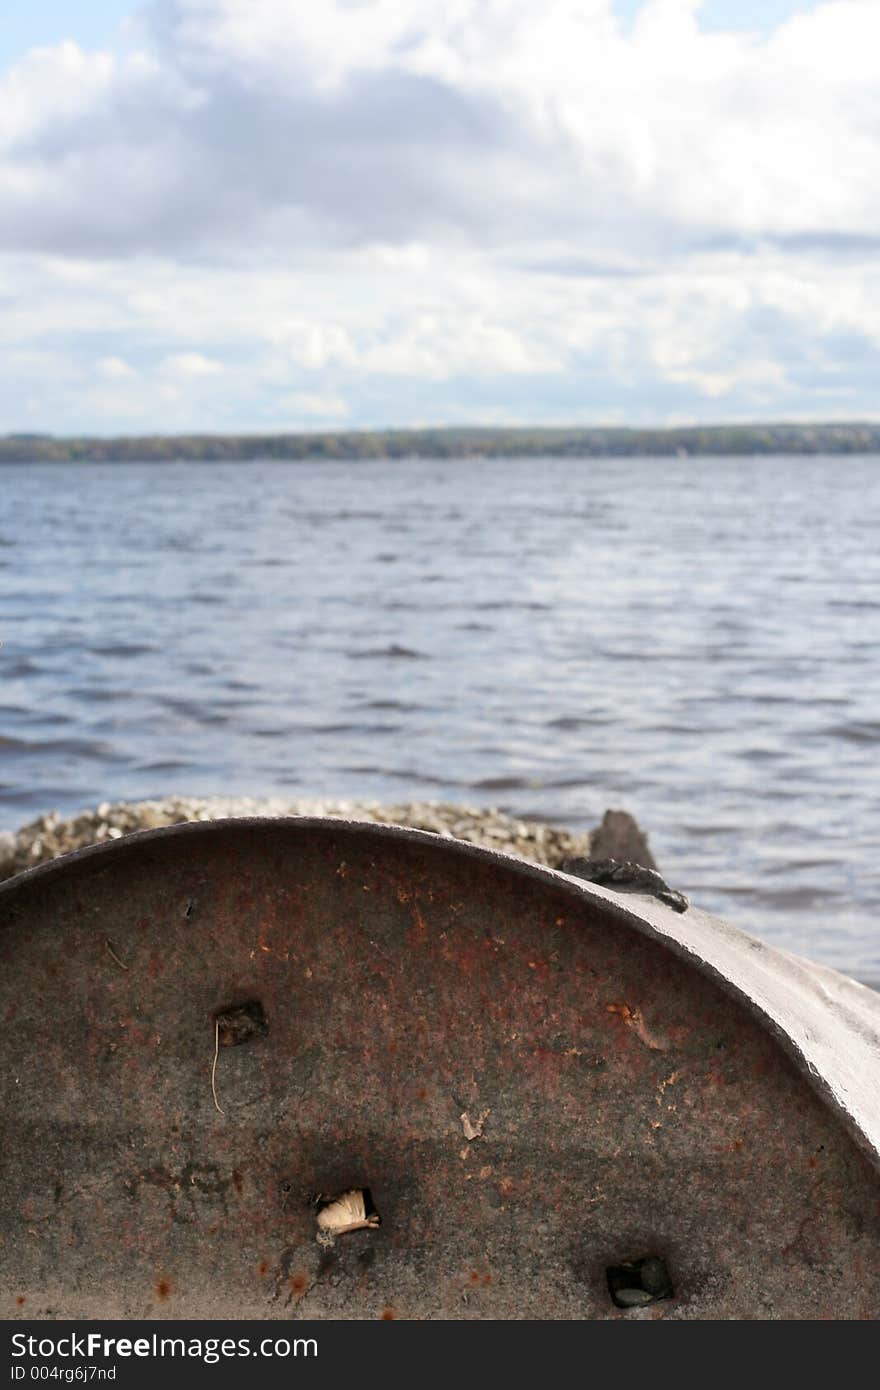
left=2, top=422, right=880, bottom=462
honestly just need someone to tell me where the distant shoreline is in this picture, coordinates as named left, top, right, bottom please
left=3, top=422, right=880, bottom=463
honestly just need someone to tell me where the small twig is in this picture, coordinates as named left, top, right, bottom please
left=211, top=1018, right=225, bottom=1115
left=105, top=939, right=129, bottom=971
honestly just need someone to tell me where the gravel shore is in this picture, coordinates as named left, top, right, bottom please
left=0, top=797, right=656, bottom=883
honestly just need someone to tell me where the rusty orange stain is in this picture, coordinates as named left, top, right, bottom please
left=607, top=1002, right=669, bottom=1052
left=408, top=904, right=427, bottom=944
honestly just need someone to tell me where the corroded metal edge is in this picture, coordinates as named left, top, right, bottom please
left=3, top=814, right=879, bottom=1175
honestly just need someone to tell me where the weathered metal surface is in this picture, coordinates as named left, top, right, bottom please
left=1, top=817, right=879, bottom=1320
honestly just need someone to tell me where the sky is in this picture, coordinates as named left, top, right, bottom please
left=1, top=0, right=878, bottom=435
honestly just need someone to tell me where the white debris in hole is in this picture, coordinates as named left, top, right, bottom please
left=315, top=1189, right=380, bottom=1246
left=460, top=1107, right=490, bottom=1141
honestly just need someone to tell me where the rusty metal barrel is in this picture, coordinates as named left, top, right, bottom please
left=2, top=817, right=879, bottom=1319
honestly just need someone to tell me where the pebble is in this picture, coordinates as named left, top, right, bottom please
left=614, top=1287, right=655, bottom=1307
left=0, top=795, right=618, bottom=883
left=639, top=1257, right=670, bottom=1295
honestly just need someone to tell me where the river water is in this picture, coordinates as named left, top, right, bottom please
left=1, top=454, right=878, bottom=980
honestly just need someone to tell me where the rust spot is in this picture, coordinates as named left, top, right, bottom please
left=381, top=1307, right=396, bottom=1319
left=469, top=1271, right=481, bottom=1285
left=482, top=1273, right=492, bottom=1286
left=156, top=1279, right=171, bottom=1300
left=408, top=906, right=427, bottom=943
left=232, top=1168, right=244, bottom=1194
left=16, top=1295, right=26, bottom=1306
left=259, top=1261, right=269, bottom=1277
left=606, top=1002, right=669, bottom=1052
left=289, top=1273, right=309, bottom=1297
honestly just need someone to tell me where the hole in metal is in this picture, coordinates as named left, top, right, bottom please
left=214, top=1000, right=269, bottom=1047
left=315, top=1187, right=381, bottom=1238
left=606, top=1255, right=673, bottom=1308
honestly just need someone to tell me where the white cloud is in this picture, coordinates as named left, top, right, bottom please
left=1, top=2, right=879, bottom=430
left=0, top=41, right=116, bottom=146
left=278, top=392, right=351, bottom=421
left=1, top=1, right=878, bottom=256
left=97, top=355, right=137, bottom=378
left=160, top=351, right=223, bottom=377
left=2, top=235, right=879, bottom=434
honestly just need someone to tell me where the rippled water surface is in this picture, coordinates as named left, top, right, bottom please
left=1, top=455, right=878, bottom=979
